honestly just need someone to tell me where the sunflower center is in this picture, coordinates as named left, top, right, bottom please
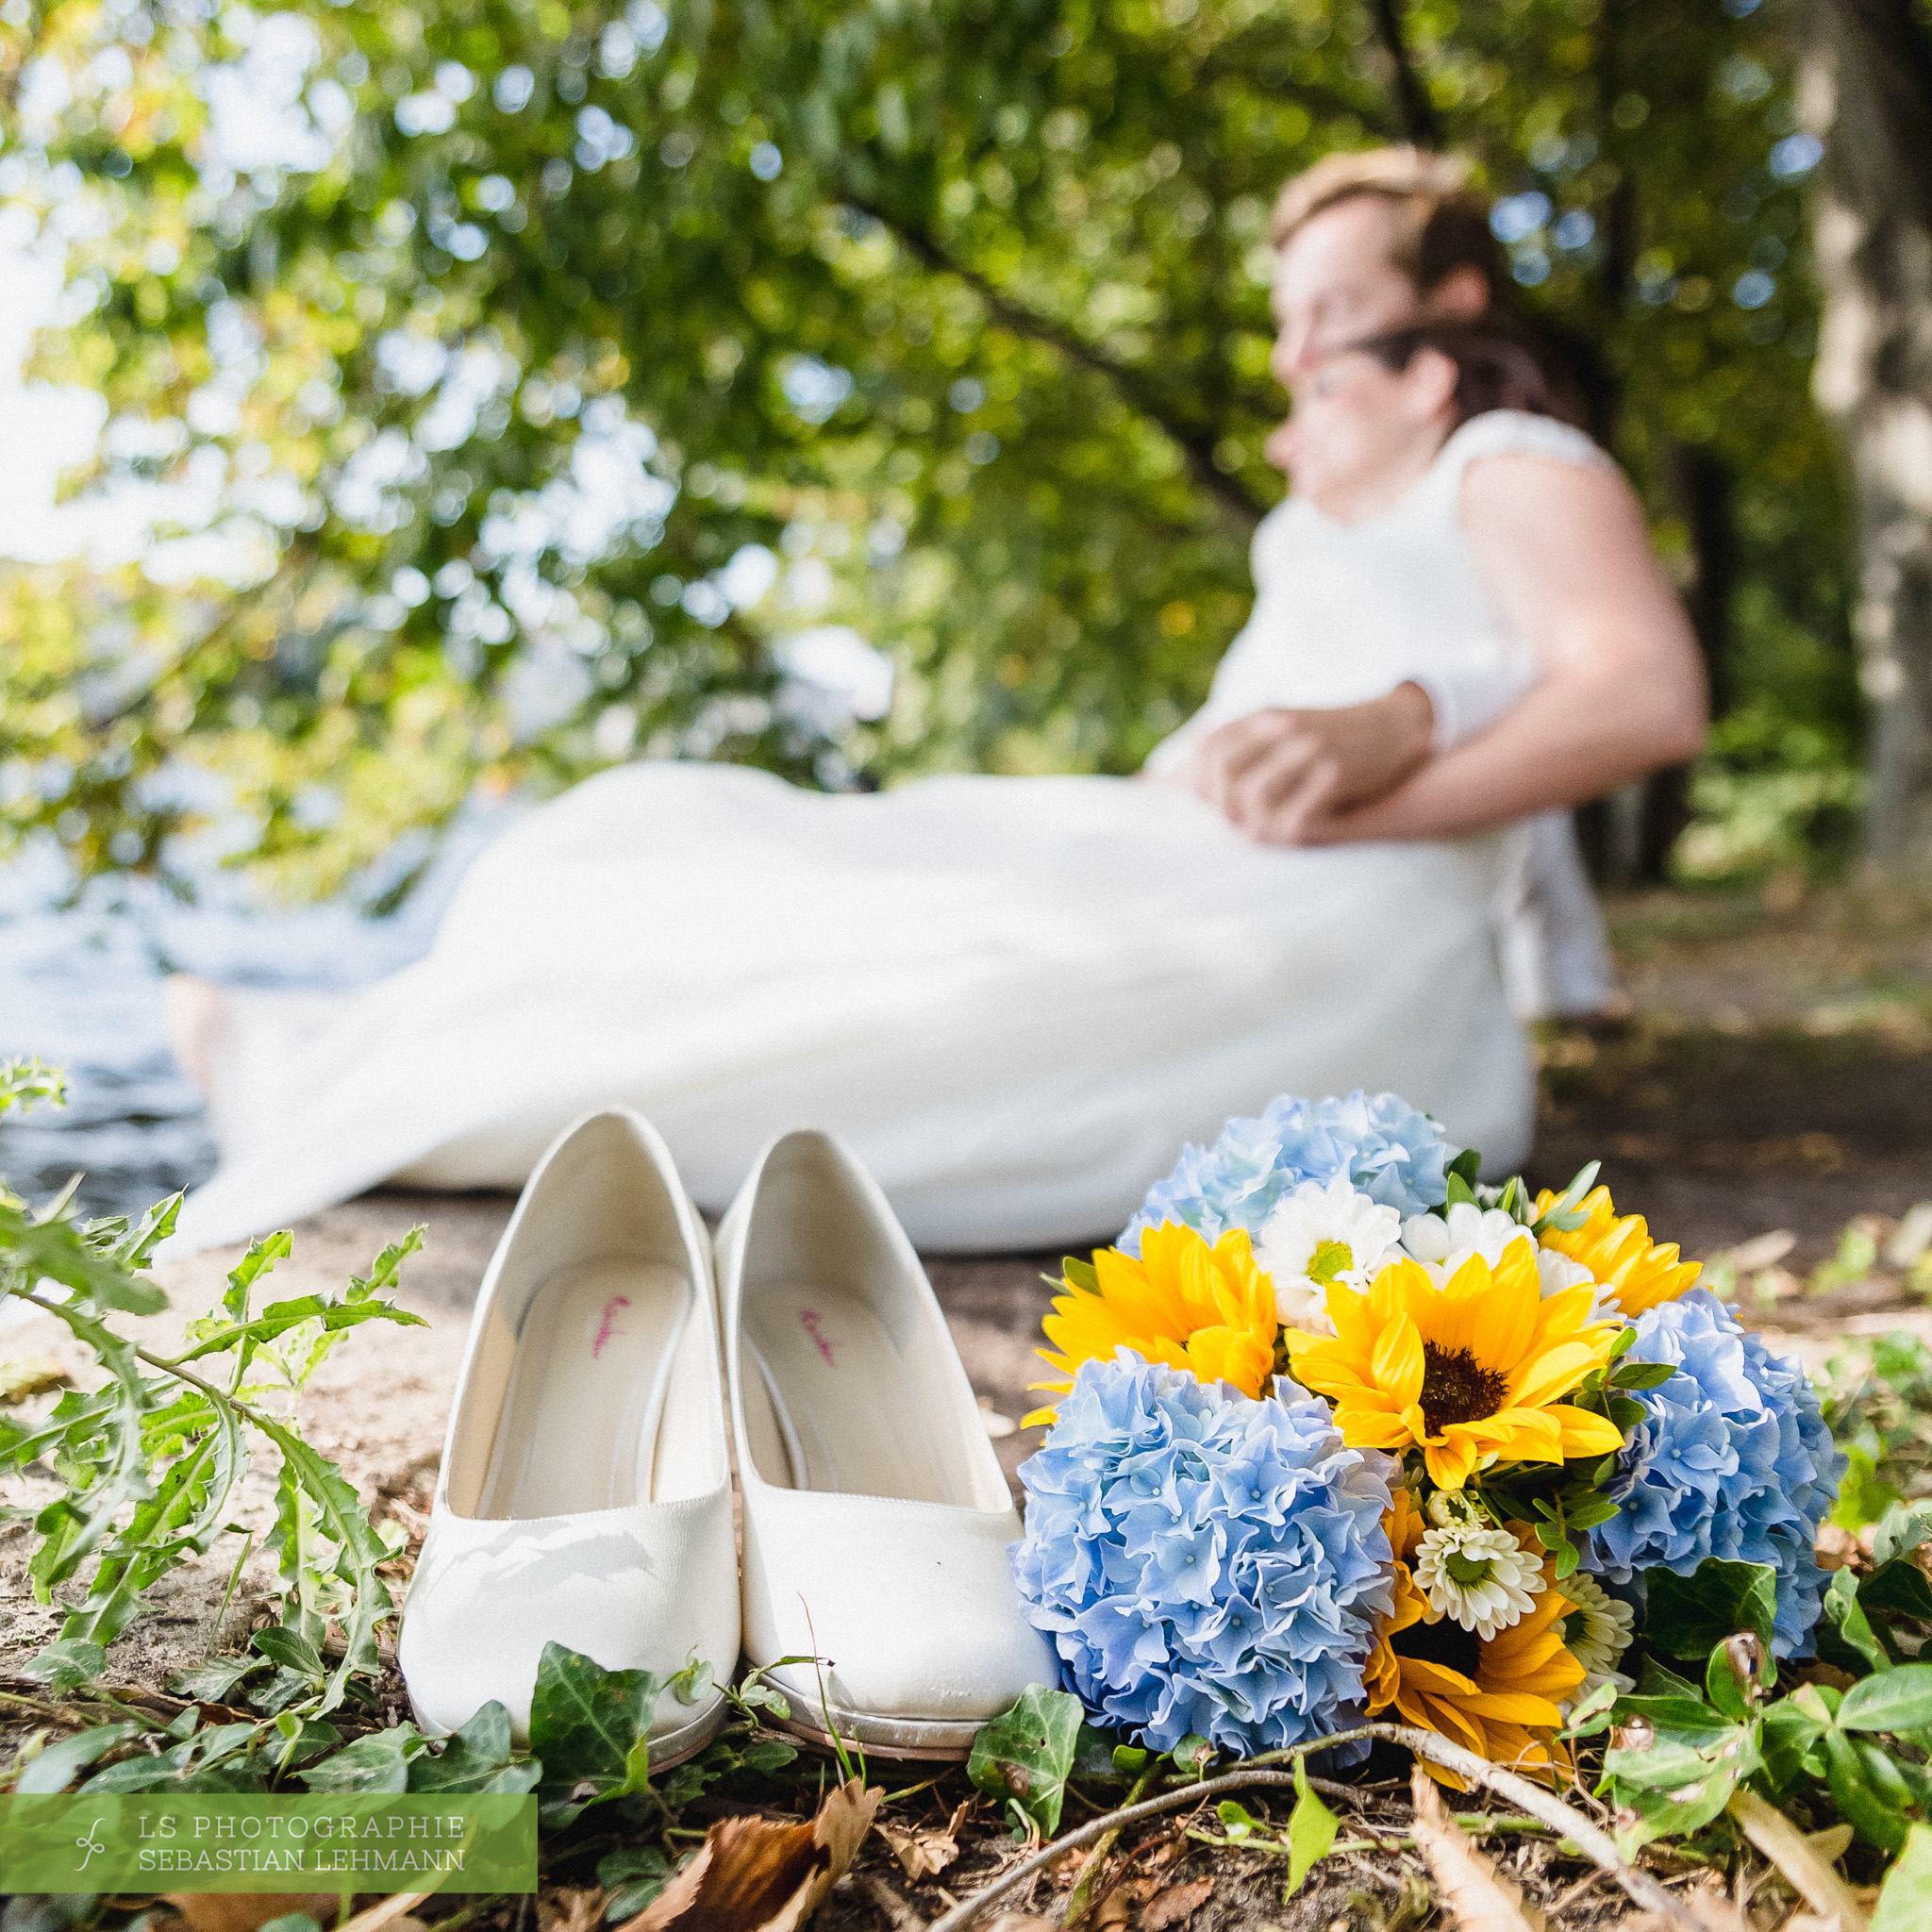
left=1419, top=1344, right=1508, bottom=1436
left=1309, top=1240, right=1355, bottom=1285
left=1392, top=1615, right=1483, bottom=1679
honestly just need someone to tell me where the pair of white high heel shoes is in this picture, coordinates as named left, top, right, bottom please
left=395, top=1108, right=1058, bottom=1764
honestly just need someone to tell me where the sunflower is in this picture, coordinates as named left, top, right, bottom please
left=1365, top=1498, right=1583, bottom=1788
left=1025, top=1222, right=1278, bottom=1424
left=1533, top=1184, right=1701, bottom=1318
left=1285, top=1245, right=1625, bottom=1489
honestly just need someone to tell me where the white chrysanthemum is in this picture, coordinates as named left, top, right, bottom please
left=1557, top=1571, right=1637, bottom=1708
left=1414, top=1515, right=1546, bottom=1640
left=1257, top=1177, right=1403, bottom=1334
left=1400, top=1203, right=1609, bottom=1309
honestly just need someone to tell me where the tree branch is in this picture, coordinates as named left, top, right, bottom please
left=843, top=194, right=1270, bottom=528
left=1362, top=0, right=1442, bottom=146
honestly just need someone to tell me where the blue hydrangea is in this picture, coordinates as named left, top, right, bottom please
left=1578, top=1289, right=1843, bottom=1656
left=1010, top=1353, right=1395, bottom=1757
left=1119, top=1091, right=1452, bottom=1255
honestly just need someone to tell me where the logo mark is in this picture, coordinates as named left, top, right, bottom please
left=798, top=1308, right=836, bottom=1367
left=75, top=1820, right=106, bottom=1871
left=591, top=1295, right=631, bottom=1359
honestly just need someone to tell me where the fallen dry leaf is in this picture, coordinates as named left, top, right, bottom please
left=619, top=1778, right=881, bottom=1932
left=1725, top=1790, right=1870, bottom=1932
left=337, top=1896, right=434, bottom=1932
left=1407, top=1768, right=1546, bottom=1932
left=874, top=1818, right=960, bottom=1883
left=1138, top=1876, right=1213, bottom=1931
left=0, top=1353, right=70, bottom=1401
left=538, top=1891, right=607, bottom=1932
left=166, top=1895, right=341, bottom=1932
left=1089, top=1890, right=1131, bottom=1930
left=1617, top=1873, right=1750, bottom=1932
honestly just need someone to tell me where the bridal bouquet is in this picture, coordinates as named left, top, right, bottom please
left=1009, top=1091, right=1843, bottom=1781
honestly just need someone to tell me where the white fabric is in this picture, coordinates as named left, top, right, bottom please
left=175, top=408, right=1624, bottom=1256
left=1142, top=408, right=1617, bottom=1017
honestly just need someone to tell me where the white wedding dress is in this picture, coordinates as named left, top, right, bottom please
left=173, top=409, right=1617, bottom=1255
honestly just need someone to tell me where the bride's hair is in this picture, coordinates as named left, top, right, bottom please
left=1348, top=321, right=1578, bottom=429
left=1270, top=147, right=1507, bottom=308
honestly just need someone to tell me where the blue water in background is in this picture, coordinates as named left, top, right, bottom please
left=0, top=809, right=514, bottom=1220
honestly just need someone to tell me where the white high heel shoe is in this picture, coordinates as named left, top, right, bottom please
left=714, top=1129, right=1058, bottom=1760
left=398, top=1108, right=739, bottom=1763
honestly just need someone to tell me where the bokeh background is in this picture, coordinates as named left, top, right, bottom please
left=2, top=0, right=1930, bottom=1234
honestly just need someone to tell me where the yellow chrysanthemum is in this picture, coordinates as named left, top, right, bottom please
left=1533, top=1184, right=1701, bottom=1318
left=1024, top=1222, right=1278, bottom=1425
left=1285, top=1245, right=1625, bottom=1490
left=1366, top=1498, right=1583, bottom=1788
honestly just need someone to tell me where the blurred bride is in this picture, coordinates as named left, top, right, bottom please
left=168, top=162, right=1705, bottom=1255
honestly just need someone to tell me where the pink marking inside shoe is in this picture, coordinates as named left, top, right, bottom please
left=591, top=1295, right=631, bottom=1358
left=798, top=1307, right=836, bottom=1367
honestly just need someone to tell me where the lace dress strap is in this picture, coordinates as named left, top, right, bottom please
left=1432, top=408, right=1620, bottom=484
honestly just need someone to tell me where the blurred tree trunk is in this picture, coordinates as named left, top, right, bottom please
left=1798, top=0, right=1932, bottom=860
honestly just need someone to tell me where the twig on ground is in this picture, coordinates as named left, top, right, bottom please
left=1060, top=1763, right=1159, bottom=1927
left=921, top=1722, right=1704, bottom=1932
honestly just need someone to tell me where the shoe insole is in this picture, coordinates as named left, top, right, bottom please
left=742, top=1286, right=949, bottom=1504
left=477, top=1259, right=691, bottom=1520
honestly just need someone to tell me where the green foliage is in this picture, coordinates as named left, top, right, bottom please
left=1283, top=1755, right=1339, bottom=1898
left=967, top=1682, right=1086, bottom=1840
left=1824, top=1332, right=1932, bottom=1519
left=1578, top=1547, right=1932, bottom=1858
left=530, top=1639, right=662, bottom=1824
left=1, top=0, right=1856, bottom=896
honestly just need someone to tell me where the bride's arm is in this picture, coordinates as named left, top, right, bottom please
left=1286, top=453, right=1708, bottom=844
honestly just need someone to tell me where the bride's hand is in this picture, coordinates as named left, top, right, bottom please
left=1188, top=684, right=1434, bottom=843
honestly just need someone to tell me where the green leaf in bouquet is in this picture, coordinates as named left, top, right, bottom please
left=1564, top=1493, right=1621, bottom=1531
left=1059, top=1255, right=1100, bottom=1295
left=1530, top=1160, right=1599, bottom=1235
left=1643, top=1558, right=1778, bottom=1662
left=1840, top=1662, right=1932, bottom=1734
left=1608, top=1694, right=1739, bottom=1746
left=1611, top=1361, right=1679, bottom=1391
left=1874, top=1822, right=1932, bottom=1932
left=1558, top=1679, right=1622, bottom=1739
left=1443, top=1168, right=1480, bottom=1211
left=1636, top=1655, right=1705, bottom=1699
left=11, top=1721, right=142, bottom=1793
left=967, top=1684, right=1084, bottom=1839
left=1282, top=1755, right=1337, bottom=1897
left=529, top=1641, right=660, bottom=1816
left=1821, top=1566, right=1893, bottom=1677
left=1171, top=1733, right=1216, bottom=1777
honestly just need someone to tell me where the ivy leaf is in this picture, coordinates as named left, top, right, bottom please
left=167, top=1655, right=268, bottom=1705
left=408, top=1699, right=523, bottom=1792
left=967, top=1684, right=1084, bottom=1839
left=529, top=1641, right=660, bottom=1817
left=297, top=1724, right=423, bottom=1793
left=1642, top=1558, right=1777, bottom=1661
left=1862, top=1557, right=1932, bottom=1627
left=1873, top=1503, right=1932, bottom=1569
